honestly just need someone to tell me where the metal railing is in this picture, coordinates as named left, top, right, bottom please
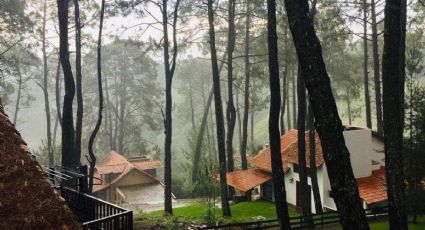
left=42, top=165, right=133, bottom=230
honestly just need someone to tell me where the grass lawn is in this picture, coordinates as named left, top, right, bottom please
left=134, top=200, right=298, bottom=229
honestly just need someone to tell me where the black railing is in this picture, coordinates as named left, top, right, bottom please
left=199, top=206, right=388, bottom=230
left=61, top=186, right=133, bottom=230
left=43, top=166, right=133, bottom=230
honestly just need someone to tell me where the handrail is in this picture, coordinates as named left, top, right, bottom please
left=82, top=210, right=132, bottom=225
left=61, top=187, right=128, bottom=212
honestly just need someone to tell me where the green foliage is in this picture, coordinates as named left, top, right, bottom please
left=82, top=39, right=162, bottom=157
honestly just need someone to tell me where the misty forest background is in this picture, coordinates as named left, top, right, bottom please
left=1, top=0, right=425, bottom=207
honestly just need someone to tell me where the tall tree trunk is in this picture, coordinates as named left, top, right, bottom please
left=88, top=0, right=105, bottom=193
left=236, top=89, right=242, bottom=152
left=104, top=75, right=114, bottom=150
left=363, top=0, right=372, bottom=129
left=192, top=52, right=227, bottom=182
left=241, top=0, right=251, bottom=171
left=250, top=109, right=255, bottom=144
left=371, top=0, right=383, bottom=136
left=42, top=0, right=53, bottom=167
left=382, top=0, right=408, bottom=228
left=53, top=57, right=62, bottom=155
left=308, top=102, right=322, bottom=214
left=292, top=65, right=297, bottom=128
left=118, top=74, right=126, bottom=154
left=162, top=0, right=181, bottom=215
left=286, top=65, right=291, bottom=130
left=74, top=0, right=83, bottom=166
left=226, top=0, right=237, bottom=199
left=280, top=22, right=289, bottom=134
left=267, top=1, right=292, bottom=228
left=55, top=57, right=62, bottom=127
left=13, top=63, right=22, bottom=125
left=57, top=0, right=77, bottom=171
left=207, top=0, right=231, bottom=217
left=188, top=76, right=196, bottom=130
left=284, top=1, right=369, bottom=229
left=297, top=64, right=312, bottom=225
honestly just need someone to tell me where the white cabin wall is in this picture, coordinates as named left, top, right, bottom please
left=343, top=129, right=373, bottom=178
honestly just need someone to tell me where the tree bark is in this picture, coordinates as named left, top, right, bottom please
left=74, top=0, right=83, bottom=166
left=267, top=0, right=292, bottom=228
left=284, top=1, right=369, bottom=229
left=226, top=0, right=237, bottom=198
left=363, top=0, right=372, bottom=129
left=292, top=65, right=297, bottom=128
left=308, top=103, right=322, bottom=214
left=207, top=0, right=231, bottom=217
left=297, top=64, right=312, bottom=225
left=57, top=0, right=77, bottom=171
left=371, top=0, right=383, bottom=136
left=286, top=65, right=291, bottom=130
left=240, top=0, right=251, bottom=171
left=13, top=61, right=22, bottom=125
left=162, top=0, right=180, bottom=215
left=280, top=22, right=289, bottom=134
left=55, top=58, right=62, bottom=127
left=382, top=0, right=408, bottom=228
left=88, top=0, right=105, bottom=194
left=191, top=52, right=227, bottom=182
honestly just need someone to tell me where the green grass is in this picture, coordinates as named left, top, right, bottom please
left=134, top=200, right=299, bottom=229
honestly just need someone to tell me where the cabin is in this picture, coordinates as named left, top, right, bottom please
left=226, top=126, right=387, bottom=213
left=93, top=151, right=165, bottom=210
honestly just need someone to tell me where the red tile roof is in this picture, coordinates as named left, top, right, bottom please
left=132, top=160, right=161, bottom=171
left=226, top=169, right=272, bottom=192
left=250, top=129, right=325, bottom=171
left=357, top=167, right=387, bottom=204
left=0, top=105, right=81, bottom=229
left=93, top=151, right=161, bottom=193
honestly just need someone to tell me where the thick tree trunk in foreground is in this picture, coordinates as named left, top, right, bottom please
left=284, top=1, right=369, bottom=229
left=297, top=65, right=312, bottom=226
left=363, top=0, right=372, bottom=129
left=240, top=0, right=251, bottom=171
left=162, top=0, right=181, bottom=215
left=382, top=0, right=408, bottom=228
left=371, top=0, right=383, bottom=136
left=308, top=103, right=322, bottom=214
left=88, top=0, right=105, bottom=194
left=226, top=0, right=236, bottom=198
left=74, top=0, right=83, bottom=166
left=267, top=0, right=292, bottom=229
left=57, top=0, right=77, bottom=171
left=207, top=0, right=231, bottom=217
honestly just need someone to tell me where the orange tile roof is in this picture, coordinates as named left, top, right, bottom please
left=93, top=151, right=162, bottom=193
left=0, top=105, right=81, bottom=229
left=357, top=167, right=387, bottom=204
left=250, top=129, right=325, bottom=171
left=96, top=151, right=130, bottom=174
left=226, top=169, right=272, bottom=192
left=132, top=160, right=161, bottom=171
